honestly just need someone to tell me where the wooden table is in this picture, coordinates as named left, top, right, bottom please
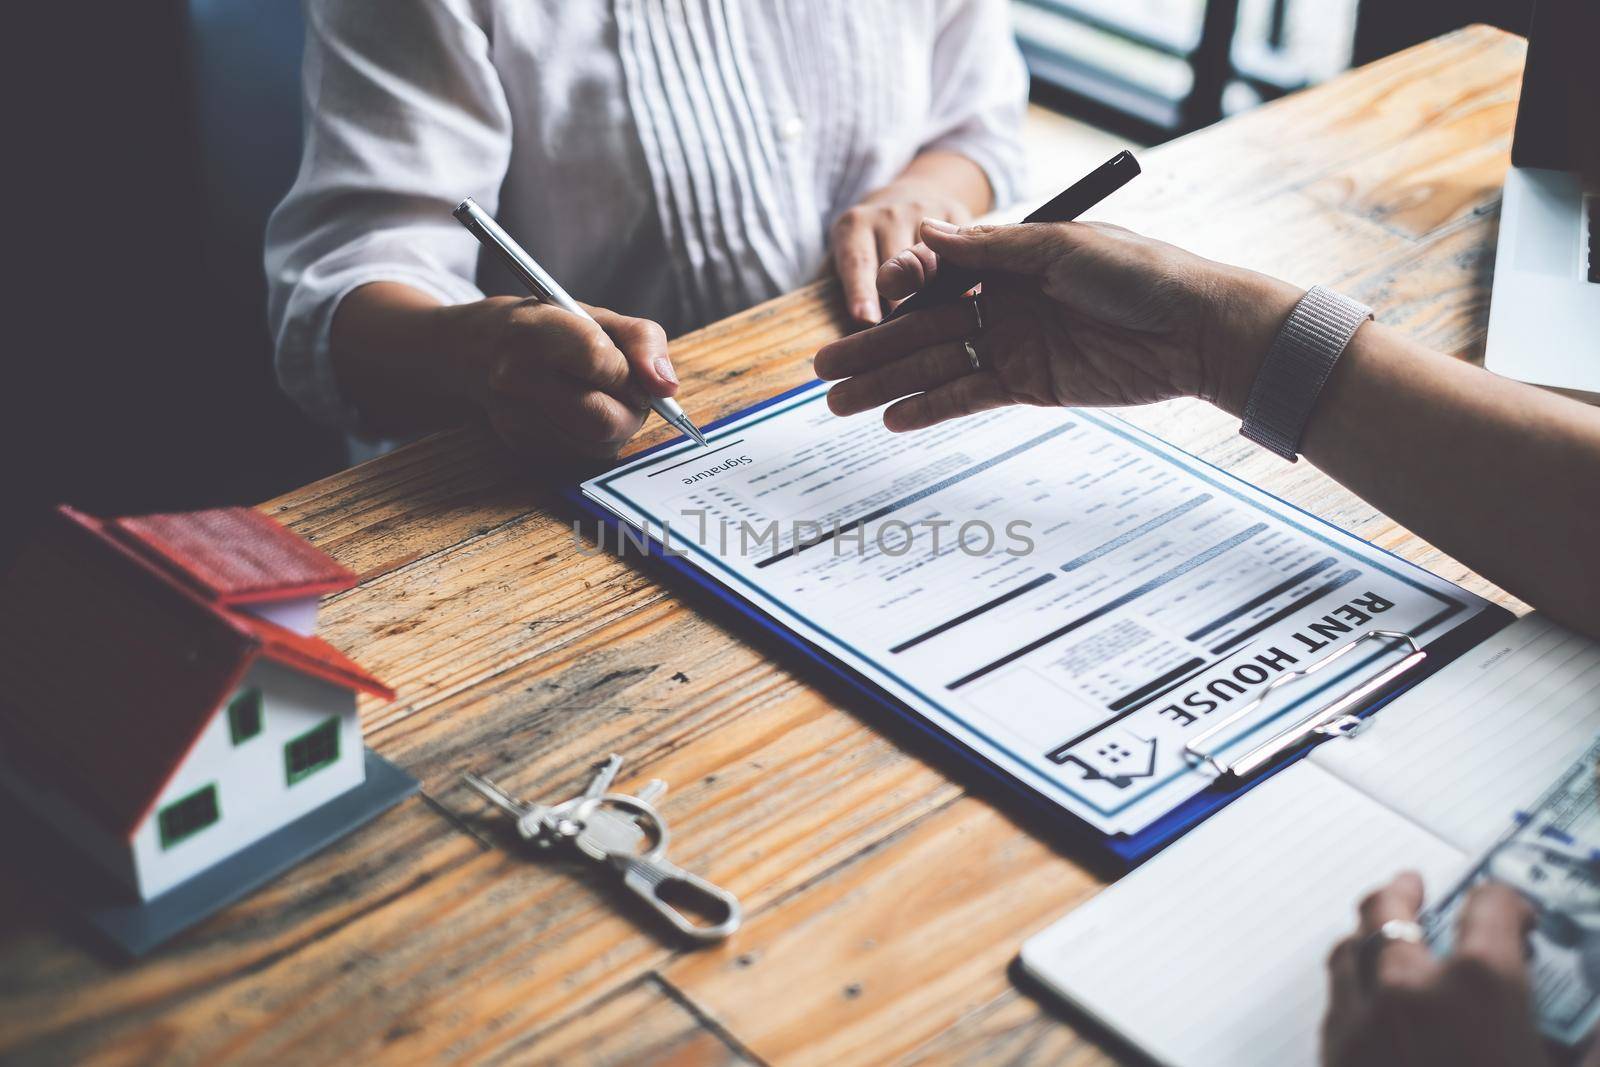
left=0, top=26, right=1530, bottom=1066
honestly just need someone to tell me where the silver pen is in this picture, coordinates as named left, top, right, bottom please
left=453, top=197, right=707, bottom=447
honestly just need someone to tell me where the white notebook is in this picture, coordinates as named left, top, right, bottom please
left=1020, top=613, right=1600, bottom=1067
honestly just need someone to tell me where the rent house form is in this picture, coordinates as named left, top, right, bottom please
left=0, top=506, right=395, bottom=901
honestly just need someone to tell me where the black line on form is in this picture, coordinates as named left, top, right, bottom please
left=645, top=438, right=745, bottom=476
left=888, top=573, right=1057, bottom=654
left=1104, top=655, right=1208, bottom=713
left=945, top=522, right=1268, bottom=691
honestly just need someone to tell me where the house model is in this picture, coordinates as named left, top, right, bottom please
left=0, top=505, right=417, bottom=955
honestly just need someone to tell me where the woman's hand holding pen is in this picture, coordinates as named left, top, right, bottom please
left=331, top=282, right=682, bottom=460
left=454, top=297, right=681, bottom=461
left=814, top=218, right=1302, bottom=429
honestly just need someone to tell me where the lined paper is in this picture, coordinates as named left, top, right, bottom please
left=1021, top=761, right=1466, bottom=1067
left=1311, top=614, right=1600, bottom=854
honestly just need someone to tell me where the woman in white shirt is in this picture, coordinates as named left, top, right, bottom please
left=265, top=0, right=1027, bottom=459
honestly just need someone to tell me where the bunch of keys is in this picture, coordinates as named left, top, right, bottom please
left=462, top=754, right=741, bottom=942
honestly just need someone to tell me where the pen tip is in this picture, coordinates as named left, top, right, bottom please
left=675, top=417, right=708, bottom=447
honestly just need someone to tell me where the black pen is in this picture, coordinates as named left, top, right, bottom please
left=453, top=197, right=708, bottom=447
left=884, top=150, right=1141, bottom=322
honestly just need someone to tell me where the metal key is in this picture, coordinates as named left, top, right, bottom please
left=581, top=755, right=622, bottom=799
left=463, top=756, right=620, bottom=846
left=462, top=755, right=739, bottom=942
left=461, top=772, right=524, bottom=818
left=462, top=772, right=558, bottom=844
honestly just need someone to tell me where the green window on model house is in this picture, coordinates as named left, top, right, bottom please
left=158, top=784, right=220, bottom=849
left=284, top=717, right=340, bottom=785
left=227, top=687, right=263, bottom=744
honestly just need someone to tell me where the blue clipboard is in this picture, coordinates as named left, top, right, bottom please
left=561, top=380, right=1515, bottom=866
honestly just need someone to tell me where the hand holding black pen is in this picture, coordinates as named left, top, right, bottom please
left=813, top=149, right=1306, bottom=433
left=881, top=151, right=1140, bottom=322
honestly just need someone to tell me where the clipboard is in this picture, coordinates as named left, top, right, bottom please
left=562, top=380, right=1514, bottom=863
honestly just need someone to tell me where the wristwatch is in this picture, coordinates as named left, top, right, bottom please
left=1240, top=285, right=1373, bottom=461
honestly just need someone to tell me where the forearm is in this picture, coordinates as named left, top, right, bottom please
left=328, top=282, right=483, bottom=436
left=1302, top=326, right=1600, bottom=636
left=894, top=149, right=994, bottom=217
left=1213, top=281, right=1600, bottom=638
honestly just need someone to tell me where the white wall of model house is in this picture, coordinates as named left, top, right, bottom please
left=0, top=595, right=373, bottom=900
left=126, top=657, right=366, bottom=899
left=243, top=595, right=320, bottom=637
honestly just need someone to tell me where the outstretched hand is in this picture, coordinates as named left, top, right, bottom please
left=813, top=218, right=1301, bottom=430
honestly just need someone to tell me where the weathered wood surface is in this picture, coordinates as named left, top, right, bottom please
left=0, top=26, right=1528, bottom=1066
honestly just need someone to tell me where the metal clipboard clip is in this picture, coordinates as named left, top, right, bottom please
left=1182, top=629, right=1427, bottom=782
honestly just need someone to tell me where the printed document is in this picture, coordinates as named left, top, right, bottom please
left=581, top=384, right=1497, bottom=834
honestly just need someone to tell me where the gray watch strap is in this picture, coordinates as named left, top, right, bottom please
left=1240, top=285, right=1372, bottom=461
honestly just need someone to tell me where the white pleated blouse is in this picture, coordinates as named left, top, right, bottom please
left=265, top=0, right=1028, bottom=426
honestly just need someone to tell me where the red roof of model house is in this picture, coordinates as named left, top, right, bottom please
left=111, top=508, right=359, bottom=604
left=0, top=506, right=394, bottom=839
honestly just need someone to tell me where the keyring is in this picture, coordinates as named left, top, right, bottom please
left=567, top=792, right=742, bottom=942
left=964, top=339, right=982, bottom=373
left=567, top=792, right=670, bottom=862
left=462, top=758, right=742, bottom=942
left=969, top=294, right=984, bottom=333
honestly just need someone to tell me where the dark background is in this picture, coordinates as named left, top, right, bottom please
left=7, top=1, right=338, bottom=536
left=3, top=0, right=1536, bottom=541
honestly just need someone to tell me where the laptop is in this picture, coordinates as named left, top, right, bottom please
left=1483, top=0, right=1599, bottom=403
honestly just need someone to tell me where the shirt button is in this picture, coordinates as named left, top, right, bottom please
left=779, top=116, right=804, bottom=143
